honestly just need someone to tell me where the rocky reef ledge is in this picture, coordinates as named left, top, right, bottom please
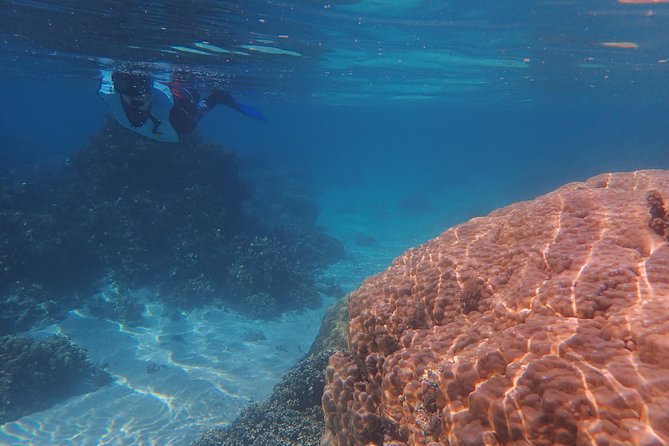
left=322, top=170, right=669, bottom=445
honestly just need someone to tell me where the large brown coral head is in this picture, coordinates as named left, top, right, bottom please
left=323, top=170, right=669, bottom=446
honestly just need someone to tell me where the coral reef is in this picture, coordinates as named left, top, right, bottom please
left=322, top=170, right=669, bottom=445
left=0, top=119, right=344, bottom=327
left=0, top=282, right=65, bottom=336
left=226, top=230, right=344, bottom=317
left=193, top=400, right=324, bottom=446
left=193, top=296, right=349, bottom=446
left=0, top=334, right=111, bottom=424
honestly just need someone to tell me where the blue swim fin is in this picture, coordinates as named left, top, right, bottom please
left=208, top=89, right=266, bottom=121
left=236, top=103, right=267, bottom=121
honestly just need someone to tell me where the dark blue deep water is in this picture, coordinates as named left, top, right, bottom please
left=1, top=1, right=668, bottom=444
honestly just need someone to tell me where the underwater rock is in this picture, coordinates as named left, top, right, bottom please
left=193, top=296, right=349, bottom=446
left=0, top=334, right=111, bottom=425
left=322, top=170, right=669, bottom=445
left=318, top=279, right=346, bottom=300
left=355, top=232, right=378, bottom=247
left=309, top=295, right=349, bottom=357
left=242, top=329, right=267, bottom=343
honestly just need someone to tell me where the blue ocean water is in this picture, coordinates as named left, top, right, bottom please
left=1, top=0, right=668, bottom=445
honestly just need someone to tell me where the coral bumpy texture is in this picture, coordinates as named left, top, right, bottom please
left=322, top=170, right=669, bottom=446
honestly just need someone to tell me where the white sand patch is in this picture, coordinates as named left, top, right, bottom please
left=0, top=295, right=334, bottom=445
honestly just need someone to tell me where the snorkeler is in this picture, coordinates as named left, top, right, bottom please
left=98, top=70, right=265, bottom=143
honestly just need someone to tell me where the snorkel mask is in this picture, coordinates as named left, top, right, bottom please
left=112, top=72, right=153, bottom=127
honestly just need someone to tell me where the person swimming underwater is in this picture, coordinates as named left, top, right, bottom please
left=98, top=70, right=265, bottom=143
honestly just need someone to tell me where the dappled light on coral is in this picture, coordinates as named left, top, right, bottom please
left=323, top=170, right=669, bottom=445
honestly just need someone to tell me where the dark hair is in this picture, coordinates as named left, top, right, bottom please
left=112, top=72, right=152, bottom=97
